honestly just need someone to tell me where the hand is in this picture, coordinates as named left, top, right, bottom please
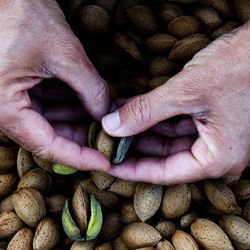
left=102, top=22, right=250, bottom=184
left=0, top=0, right=110, bottom=170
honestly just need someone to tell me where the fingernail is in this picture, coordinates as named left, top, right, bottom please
left=102, top=111, right=121, bottom=133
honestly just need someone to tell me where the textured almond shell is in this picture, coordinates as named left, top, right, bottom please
left=0, top=195, right=14, bottom=213
left=172, top=230, right=199, bottom=250
left=191, top=218, right=234, bottom=250
left=121, top=222, right=162, bottom=249
left=162, top=184, right=191, bottom=219
left=134, top=183, right=162, bottom=222
left=95, top=242, right=113, bottom=250
left=108, top=179, right=136, bottom=197
left=95, top=130, right=115, bottom=161
left=167, top=16, right=202, bottom=38
left=218, top=215, right=250, bottom=250
left=33, top=217, right=61, bottom=250
left=121, top=201, right=140, bottom=223
left=0, top=173, right=17, bottom=198
left=12, top=188, right=46, bottom=228
left=91, top=171, right=115, bottom=190
left=156, top=240, right=175, bottom=250
left=17, top=147, right=35, bottom=178
left=234, top=0, right=250, bottom=23
left=72, top=184, right=89, bottom=234
left=155, top=220, right=177, bottom=239
left=0, top=211, right=24, bottom=239
left=169, top=34, right=210, bottom=61
left=18, top=168, right=52, bottom=194
left=0, top=147, right=17, bottom=173
left=70, top=240, right=96, bottom=250
left=7, top=227, right=33, bottom=250
left=112, top=237, right=129, bottom=250
left=204, top=180, right=238, bottom=213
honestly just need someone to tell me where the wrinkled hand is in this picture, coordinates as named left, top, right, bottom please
left=102, top=22, right=250, bottom=184
left=0, top=0, right=110, bottom=170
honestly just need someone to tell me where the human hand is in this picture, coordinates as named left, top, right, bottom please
left=102, top=22, right=250, bottom=184
left=0, top=0, right=110, bottom=170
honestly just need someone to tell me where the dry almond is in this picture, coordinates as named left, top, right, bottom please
left=155, top=220, right=177, bottom=239
left=156, top=240, right=175, bottom=250
left=144, top=34, right=177, bottom=53
left=149, top=56, right=177, bottom=77
left=72, top=184, right=89, bottom=234
left=180, top=212, right=199, bottom=229
left=91, top=171, right=115, bottom=190
left=222, top=173, right=242, bottom=186
left=134, top=183, right=162, bottom=222
left=95, top=130, right=115, bottom=160
left=33, top=217, right=61, bottom=250
left=0, top=211, right=24, bottom=238
left=108, top=179, right=136, bottom=197
left=7, top=227, right=33, bottom=250
left=0, top=195, right=13, bottom=213
left=17, top=147, right=35, bottom=178
left=167, top=16, right=203, bottom=38
left=191, top=218, right=234, bottom=250
left=121, top=201, right=140, bottom=223
left=194, top=7, right=222, bottom=31
left=218, top=214, right=250, bottom=250
left=113, top=33, right=143, bottom=62
left=17, top=168, right=52, bottom=194
left=78, top=5, right=110, bottom=36
left=0, top=147, right=17, bottom=173
left=204, top=180, right=238, bottom=213
left=0, top=173, right=17, bottom=198
left=0, top=132, right=13, bottom=145
left=12, top=188, right=46, bottom=227
left=200, top=0, right=233, bottom=17
left=126, top=5, right=158, bottom=35
left=172, top=230, right=199, bottom=250
left=158, top=3, right=183, bottom=23
left=232, top=179, right=250, bottom=200
left=121, top=222, right=162, bottom=249
left=32, top=154, right=53, bottom=173
left=162, top=184, right=191, bottom=219
left=169, top=33, right=210, bottom=61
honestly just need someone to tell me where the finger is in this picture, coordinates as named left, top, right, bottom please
left=1, top=107, right=109, bottom=171
left=150, top=117, right=197, bottom=137
left=102, top=71, right=203, bottom=137
left=133, top=133, right=196, bottom=157
left=108, top=151, right=211, bottom=185
left=52, top=122, right=88, bottom=146
left=49, top=39, right=111, bottom=120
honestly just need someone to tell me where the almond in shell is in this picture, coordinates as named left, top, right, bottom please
left=33, top=217, right=61, bottom=250
left=156, top=240, right=175, bottom=250
left=17, top=147, right=35, bottom=178
left=0, top=173, right=17, bottom=198
left=121, top=222, right=162, bottom=249
left=218, top=215, right=250, bottom=250
left=108, top=179, right=136, bottom=197
left=7, top=227, right=33, bottom=250
left=155, top=220, right=177, bottom=239
left=191, top=218, right=234, bottom=250
left=91, top=171, right=115, bottom=190
left=0, top=211, right=24, bottom=239
left=0, top=195, right=13, bottom=213
left=0, top=147, right=17, bottom=173
left=12, top=188, right=46, bottom=228
left=162, top=184, right=191, bottom=219
left=134, top=183, right=162, bottom=222
left=158, top=3, right=183, bottom=23
left=167, top=16, right=203, bottom=38
left=172, top=230, right=199, bottom=250
left=234, top=0, right=250, bottom=23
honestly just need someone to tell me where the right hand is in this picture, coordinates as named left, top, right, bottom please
left=0, top=0, right=110, bottom=171
left=102, top=22, right=250, bottom=184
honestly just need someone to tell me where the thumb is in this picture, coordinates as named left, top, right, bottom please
left=102, top=74, right=201, bottom=137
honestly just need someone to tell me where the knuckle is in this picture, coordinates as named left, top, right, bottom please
left=128, top=95, right=152, bottom=125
